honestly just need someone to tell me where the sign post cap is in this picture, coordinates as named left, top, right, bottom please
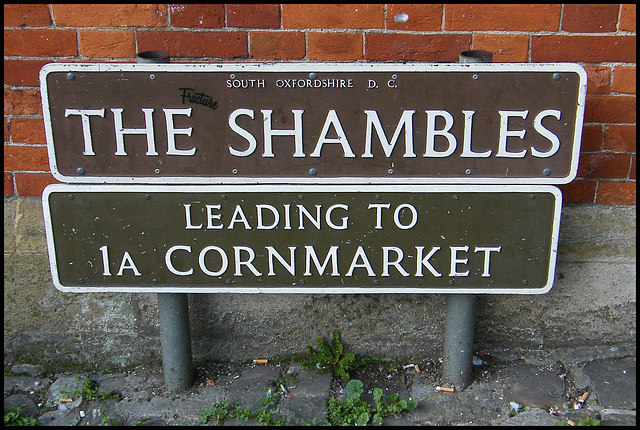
left=136, top=50, right=170, bottom=64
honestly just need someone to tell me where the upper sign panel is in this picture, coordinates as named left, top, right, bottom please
left=40, top=63, right=586, bottom=184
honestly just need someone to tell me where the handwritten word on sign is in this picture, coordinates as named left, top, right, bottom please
left=40, top=63, right=586, bottom=184
left=42, top=185, right=561, bottom=294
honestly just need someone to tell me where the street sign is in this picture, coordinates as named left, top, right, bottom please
left=43, top=184, right=561, bottom=294
left=40, top=63, right=586, bottom=184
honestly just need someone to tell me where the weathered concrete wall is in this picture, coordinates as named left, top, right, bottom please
left=4, top=196, right=636, bottom=371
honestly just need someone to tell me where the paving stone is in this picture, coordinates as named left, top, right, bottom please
left=582, top=357, right=636, bottom=409
left=4, top=393, right=39, bottom=417
left=599, top=411, right=637, bottom=426
left=496, top=364, right=566, bottom=409
left=499, top=408, right=564, bottom=426
left=571, top=366, right=591, bottom=390
left=279, top=365, right=332, bottom=424
left=97, top=373, right=140, bottom=398
left=47, top=374, right=87, bottom=411
left=4, top=376, right=52, bottom=398
left=226, top=365, right=283, bottom=411
left=4, top=376, right=35, bottom=396
left=78, top=399, right=124, bottom=426
left=408, top=382, right=508, bottom=425
left=132, top=417, right=168, bottom=426
left=38, top=409, right=83, bottom=426
left=3, top=356, right=636, bottom=426
left=11, top=364, right=45, bottom=377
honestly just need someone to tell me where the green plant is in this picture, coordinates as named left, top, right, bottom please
left=101, top=410, right=119, bottom=426
left=199, top=399, right=286, bottom=426
left=199, top=401, right=234, bottom=424
left=300, top=330, right=365, bottom=379
left=327, top=379, right=417, bottom=426
left=4, top=405, right=41, bottom=426
left=555, top=417, right=601, bottom=426
left=62, top=375, right=120, bottom=402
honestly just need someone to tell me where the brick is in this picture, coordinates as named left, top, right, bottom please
left=308, top=32, right=363, bottom=61
left=631, top=156, right=636, bottom=180
left=584, top=96, right=636, bottom=124
left=79, top=30, right=136, bottom=59
left=169, top=4, right=224, bottom=29
left=365, top=33, right=471, bottom=62
left=531, top=35, right=636, bottom=63
left=596, top=181, right=636, bottom=205
left=577, top=152, right=632, bottom=179
left=619, top=4, right=636, bottom=31
left=250, top=31, right=305, bottom=60
left=4, top=172, right=14, bottom=196
left=282, top=4, right=384, bottom=29
left=584, top=66, right=611, bottom=95
left=604, top=125, right=636, bottom=152
left=4, top=145, right=50, bottom=172
left=611, top=66, right=636, bottom=94
left=4, top=60, right=51, bottom=87
left=227, top=4, right=280, bottom=29
left=4, top=88, right=42, bottom=116
left=137, top=30, right=248, bottom=59
left=580, top=125, right=603, bottom=152
left=472, top=34, right=529, bottom=62
left=4, top=4, right=51, bottom=27
left=445, top=4, right=561, bottom=31
left=14, top=173, right=60, bottom=197
left=10, top=118, right=46, bottom=145
left=561, top=4, right=619, bottom=33
left=557, top=180, right=596, bottom=204
left=386, top=4, right=442, bottom=31
left=4, top=118, right=9, bottom=143
left=4, top=29, right=78, bottom=57
left=51, top=4, right=167, bottom=27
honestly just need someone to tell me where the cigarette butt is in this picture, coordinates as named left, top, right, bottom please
left=253, top=359, right=268, bottom=364
left=285, top=394, right=293, bottom=399
left=436, top=386, right=455, bottom=393
left=567, top=419, right=575, bottom=426
left=59, top=398, right=73, bottom=403
left=414, top=364, right=420, bottom=373
left=206, top=379, right=215, bottom=386
left=578, top=392, right=589, bottom=402
left=572, top=401, right=581, bottom=409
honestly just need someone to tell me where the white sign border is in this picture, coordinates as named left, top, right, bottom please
left=43, top=183, right=562, bottom=295
left=40, top=62, right=587, bottom=185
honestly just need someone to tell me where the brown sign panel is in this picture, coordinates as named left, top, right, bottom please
left=41, top=63, right=586, bottom=184
left=43, top=184, right=561, bottom=294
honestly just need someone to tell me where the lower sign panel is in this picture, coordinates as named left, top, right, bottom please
left=43, top=185, right=561, bottom=294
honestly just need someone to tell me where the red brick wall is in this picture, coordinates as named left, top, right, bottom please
left=4, top=4, right=636, bottom=204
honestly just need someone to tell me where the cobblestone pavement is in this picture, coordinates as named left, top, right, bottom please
left=4, top=355, right=635, bottom=426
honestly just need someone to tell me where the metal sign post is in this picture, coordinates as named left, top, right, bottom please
left=137, top=51, right=193, bottom=392
left=442, top=50, right=493, bottom=389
